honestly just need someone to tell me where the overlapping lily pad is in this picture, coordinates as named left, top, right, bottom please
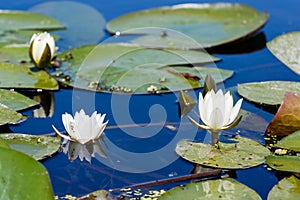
left=267, top=32, right=300, bottom=76
left=53, top=43, right=232, bottom=93
left=176, top=136, right=270, bottom=169
left=266, top=155, right=300, bottom=173
left=0, top=105, right=26, bottom=126
left=268, top=176, right=300, bottom=200
left=158, top=178, right=261, bottom=200
left=0, top=147, right=54, bottom=199
left=274, top=130, right=300, bottom=152
left=0, top=62, right=58, bottom=90
left=0, top=133, right=61, bottom=160
left=237, top=81, right=300, bottom=105
left=106, top=3, right=268, bottom=49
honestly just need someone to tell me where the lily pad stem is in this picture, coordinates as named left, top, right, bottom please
left=211, top=130, right=220, bottom=147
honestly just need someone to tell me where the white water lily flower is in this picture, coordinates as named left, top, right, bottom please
left=29, top=32, right=55, bottom=68
left=188, top=89, right=243, bottom=131
left=52, top=109, right=108, bottom=144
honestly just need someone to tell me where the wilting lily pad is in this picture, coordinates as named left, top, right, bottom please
left=0, top=88, right=39, bottom=111
left=158, top=178, right=261, bottom=200
left=274, top=130, right=300, bottom=152
left=0, top=105, right=26, bottom=126
left=0, top=133, right=61, bottom=160
left=268, top=176, right=300, bottom=200
left=0, top=147, right=54, bottom=199
left=267, top=32, right=300, bottom=76
left=266, top=155, right=300, bottom=173
left=53, top=43, right=231, bottom=94
left=0, top=62, right=58, bottom=90
left=176, top=136, right=270, bottom=169
left=238, top=81, right=300, bottom=105
left=265, top=92, right=300, bottom=137
left=106, top=3, right=268, bottom=49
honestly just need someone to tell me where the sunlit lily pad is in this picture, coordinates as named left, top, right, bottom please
left=0, top=88, right=39, bottom=111
left=106, top=3, right=268, bottom=49
left=176, top=136, right=270, bottom=169
left=267, top=32, right=300, bottom=76
left=0, top=44, right=30, bottom=63
left=268, top=176, right=300, bottom=200
left=0, top=133, right=61, bottom=160
left=0, top=105, right=26, bottom=126
left=274, top=130, right=300, bottom=152
left=265, top=92, right=300, bottom=137
left=266, top=155, right=300, bottom=173
left=0, top=62, right=58, bottom=90
left=158, top=178, right=261, bottom=200
left=237, top=81, right=300, bottom=105
left=0, top=147, right=54, bottom=199
left=53, top=43, right=232, bottom=94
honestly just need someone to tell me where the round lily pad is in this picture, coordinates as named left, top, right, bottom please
left=268, top=176, right=300, bottom=200
left=267, top=32, right=300, bottom=76
left=266, top=155, right=300, bottom=173
left=0, top=133, right=61, bottom=160
left=106, top=3, right=268, bottom=49
left=176, top=136, right=270, bottom=169
left=158, top=178, right=261, bottom=200
left=237, top=81, right=300, bottom=105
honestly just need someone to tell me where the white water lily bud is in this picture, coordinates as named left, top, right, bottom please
left=52, top=109, right=109, bottom=144
left=29, top=32, right=55, bottom=69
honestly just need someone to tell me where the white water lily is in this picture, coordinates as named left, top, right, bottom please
left=188, top=89, right=243, bottom=131
left=52, top=109, right=108, bottom=144
left=29, top=32, right=55, bottom=68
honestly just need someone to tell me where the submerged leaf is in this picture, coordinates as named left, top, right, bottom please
left=0, top=133, right=61, bottom=160
left=265, top=92, right=300, bottom=137
left=176, top=136, right=270, bottom=169
left=266, top=155, right=300, bottom=173
left=159, top=178, right=261, bottom=200
left=268, top=176, right=300, bottom=200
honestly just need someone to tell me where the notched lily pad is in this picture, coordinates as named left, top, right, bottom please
left=0, top=105, right=26, bottom=126
left=268, top=176, right=300, bottom=200
left=106, top=3, right=268, bottom=49
left=0, top=62, right=58, bottom=90
left=158, top=178, right=261, bottom=200
left=238, top=81, right=300, bottom=106
left=267, top=32, right=300, bottom=76
left=176, top=136, right=270, bottom=169
left=266, top=155, right=300, bottom=173
left=0, top=133, right=61, bottom=160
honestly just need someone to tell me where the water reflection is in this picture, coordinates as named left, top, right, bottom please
left=61, top=138, right=107, bottom=163
left=32, top=92, right=55, bottom=118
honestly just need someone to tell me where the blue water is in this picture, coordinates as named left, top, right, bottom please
left=2, top=0, right=300, bottom=199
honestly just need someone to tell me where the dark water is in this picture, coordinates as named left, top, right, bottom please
left=2, top=0, right=300, bottom=199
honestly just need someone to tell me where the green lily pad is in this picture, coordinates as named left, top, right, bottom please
left=0, top=105, right=26, bottom=126
left=268, top=176, right=300, bottom=200
left=267, top=32, right=300, bottom=76
left=53, top=43, right=231, bottom=94
left=266, top=155, right=300, bottom=173
left=0, top=138, right=9, bottom=148
left=0, top=44, right=30, bottom=63
left=0, top=88, right=39, bottom=111
left=106, top=3, right=268, bottom=49
left=176, top=136, right=270, bottom=169
left=0, top=147, right=54, bottom=199
left=0, top=133, right=61, bottom=160
left=0, top=62, right=58, bottom=90
left=237, top=81, right=300, bottom=105
left=275, top=130, right=300, bottom=152
left=265, top=92, right=300, bottom=137
left=158, top=178, right=261, bottom=200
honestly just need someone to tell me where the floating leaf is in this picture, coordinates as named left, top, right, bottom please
left=268, top=176, right=300, bottom=200
left=265, top=92, right=300, bottom=137
left=178, top=91, right=196, bottom=118
left=0, top=105, right=26, bottom=126
left=0, top=133, right=61, bottom=160
left=0, top=88, right=39, bottom=111
left=53, top=43, right=231, bottom=94
left=238, top=81, right=300, bottom=105
left=158, top=178, right=261, bottom=200
left=266, top=155, right=300, bottom=173
left=106, top=3, right=268, bottom=49
left=0, top=138, right=9, bottom=148
left=0, top=44, right=29, bottom=63
left=0, top=62, right=58, bottom=90
left=0, top=147, right=54, bottom=199
left=274, top=130, right=300, bottom=152
left=267, top=32, right=300, bottom=76
left=176, top=136, right=270, bottom=169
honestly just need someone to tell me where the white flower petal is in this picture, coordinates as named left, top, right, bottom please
left=52, top=125, right=73, bottom=141
left=228, top=98, right=243, bottom=125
